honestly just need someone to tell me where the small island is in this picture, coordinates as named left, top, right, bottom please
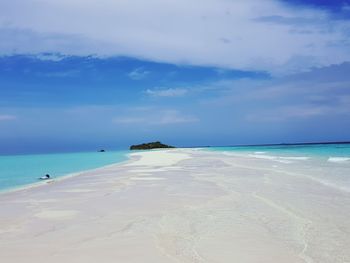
left=130, top=141, right=175, bottom=150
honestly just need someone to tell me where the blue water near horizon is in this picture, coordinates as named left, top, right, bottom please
left=0, top=150, right=129, bottom=192
left=205, top=143, right=350, bottom=159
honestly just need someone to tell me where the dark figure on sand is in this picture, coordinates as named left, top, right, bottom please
left=39, top=174, right=50, bottom=180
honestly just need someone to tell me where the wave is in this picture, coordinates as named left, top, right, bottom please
left=248, top=154, right=310, bottom=163
left=279, top=157, right=310, bottom=161
left=328, top=157, right=350, bottom=163
left=248, top=154, right=277, bottom=160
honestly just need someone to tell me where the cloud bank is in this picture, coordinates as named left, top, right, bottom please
left=1, top=0, right=350, bottom=74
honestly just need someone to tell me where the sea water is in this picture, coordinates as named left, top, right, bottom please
left=207, top=143, right=350, bottom=161
left=207, top=143, right=350, bottom=192
left=0, top=150, right=129, bottom=192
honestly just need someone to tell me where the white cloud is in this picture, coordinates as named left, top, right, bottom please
left=34, top=53, right=68, bottom=62
left=39, top=70, right=80, bottom=78
left=128, top=67, right=150, bottom=80
left=1, top=0, right=350, bottom=74
left=145, top=88, right=188, bottom=97
left=0, top=114, right=16, bottom=121
left=197, top=63, right=350, bottom=123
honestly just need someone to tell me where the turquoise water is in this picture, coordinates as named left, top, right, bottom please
left=207, top=143, right=350, bottom=192
left=2, top=144, right=350, bottom=193
left=206, top=143, right=350, bottom=159
left=0, top=150, right=129, bottom=192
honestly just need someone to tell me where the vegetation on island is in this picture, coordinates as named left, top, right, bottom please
left=130, top=141, right=175, bottom=150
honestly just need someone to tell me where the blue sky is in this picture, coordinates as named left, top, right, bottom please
left=283, top=0, right=349, bottom=10
left=0, top=0, right=350, bottom=154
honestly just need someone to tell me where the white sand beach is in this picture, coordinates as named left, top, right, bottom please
left=1, top=149, right=350, bottom=263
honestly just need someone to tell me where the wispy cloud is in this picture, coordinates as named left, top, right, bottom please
left=158, top=110, right=199, bottom=124
left=38, top=70, right=80, bottom=78
left=34, top=53, right=68, bottom=62
left=343, top=4, right=350, bottom=12
left=112, top=116, right=145, bottom=124
left=128, top=68, right=150, bottom=80
left=254, top=15, right=324, bottom=26
left=113, top=109, right=198, bottom=126
left=145, top=88, right=188, bottom=97
left=196, top=62, right=350, bottom=124
left=0, top=114, right=16, bottom=121
left=246, top=105, right=338, bottom=122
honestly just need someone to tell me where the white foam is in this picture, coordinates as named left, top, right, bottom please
left=328, top=157, right=350, bottom=163
left=279, top=157, right=310, bottom=161
left=248, top=154, right=277, bottom=160
left=249, top=154, right=310, bottom=163
left=276, top=160, right=293, bottom=164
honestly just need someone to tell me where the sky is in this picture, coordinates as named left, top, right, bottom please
left=0, top=0, right=350, bottom=154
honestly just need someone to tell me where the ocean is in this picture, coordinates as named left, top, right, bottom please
left=207, top=143, right=350, bottom=161
left=1, top=143, right=350, bottom=193
left=0, top=150, right=129, bottom=192
left=206, top=143, right=350, bottom=192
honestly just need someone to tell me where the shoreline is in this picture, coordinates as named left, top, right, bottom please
left=0, top=149, right=349, bottom=262
left=0, top=152, right=135, bottom=195
left=1, top=144, right=349, bottom=196
left=0, top=148, right=192, bottom=196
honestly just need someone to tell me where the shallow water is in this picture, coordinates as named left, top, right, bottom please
left=0, top=150, right=129, bottom=192
left=207, top=143, right=350, bottom=160
left=206, top=143, right=350, bottom=193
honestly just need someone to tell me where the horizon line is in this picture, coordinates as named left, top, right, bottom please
left=182, top=141, right=350, bottom=149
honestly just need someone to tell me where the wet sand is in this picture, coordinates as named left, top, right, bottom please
left=0, top=149, right=349, bottom=263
